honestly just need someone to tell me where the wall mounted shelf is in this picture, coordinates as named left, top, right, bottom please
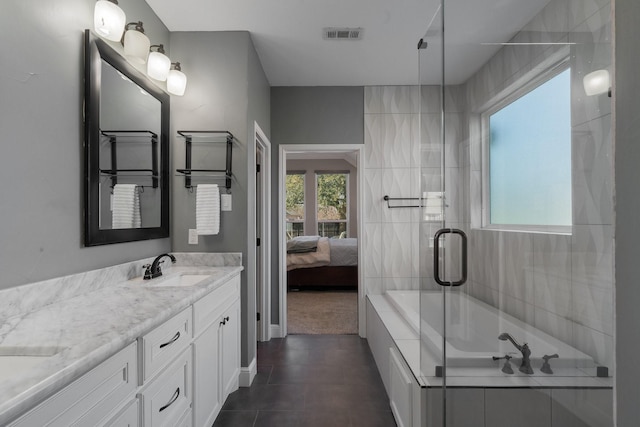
left=176, top=130, right=234, bottom=190
left=99, top=130, right=159, bottom=188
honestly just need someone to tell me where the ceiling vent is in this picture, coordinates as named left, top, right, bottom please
left=323, top=27, right=363, bottom=41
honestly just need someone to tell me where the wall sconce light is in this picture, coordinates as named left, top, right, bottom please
left=147, top=44, right=171, bottom=81
left=94, top=0, right=126, bottom=42
left=167, top=62, right=187, bottom=96
left=583, top=69, right=611, bottom=97
left=123, top=21, right=150, bottom=64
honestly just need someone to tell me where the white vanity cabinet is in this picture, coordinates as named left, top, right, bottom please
left=6, top=271, right=243, bottom=427
left=192, top=275, right=240, bottom=427
left=9, top=342, right=138, bottom=427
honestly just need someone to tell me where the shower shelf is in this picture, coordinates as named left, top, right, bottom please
left=100, top=130, right=159, bottom=188
left=176, top=130, right=234, bottom=190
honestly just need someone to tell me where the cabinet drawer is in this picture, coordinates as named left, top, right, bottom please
left=104, top=399, right=139, bottom=427
left=139, top=347, right=192, bottom=427
left=193, top=275, right=240, bottom=335
left=11, top=342, right=138, bottom=427
left=141, top=307, right=192, bottom=382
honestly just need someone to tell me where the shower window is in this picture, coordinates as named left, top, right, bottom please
left=285, top=172, right=305, bottom=240
left=482, top=65, right=572, bottom=232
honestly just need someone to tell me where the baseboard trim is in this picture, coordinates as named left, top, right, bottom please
left=270, top=324, right=285, bottom=338
left=239, top=358, right=257, bottom=387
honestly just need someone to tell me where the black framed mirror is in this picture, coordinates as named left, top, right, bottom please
left=84, top=29, right=169, bottom=246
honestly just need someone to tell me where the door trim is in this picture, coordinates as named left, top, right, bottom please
left=254, top=122, right=271, bottom=342
left=278, top=144, right=365, bottom=337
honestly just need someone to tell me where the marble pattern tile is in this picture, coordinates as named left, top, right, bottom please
left=363, top=169, right=383, bottom=223
left=381, top=223, right=414, bottom=279
left=571, top=225, right=613, bottom=289
left=380, top=86, right=419, bottom=114
left=420, top=114, right=442, bottom=168
left=497, top=232, right=534, bottom=303
left=363, top=114, right=383, bottom=168
left=364, top=86, right=383, bottom=114
left=363, top=223, right=383, bottom=279
left=380, top=114, right=413, bottom=168
left=532, top=233, right=573, bottom=318
left=534, top=307, right=574, bottom=349
left=382, top=168, right=414, bottom=223
left=572, top=115, right=613, bottom=225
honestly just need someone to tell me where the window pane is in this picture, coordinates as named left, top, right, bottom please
left=286, top=174, right=305, bottom=222
left=318, top=222, right=346, bottom=238
left=489, top=68, right=572, bottom=226
left=286, top=174, right=304, bottom=241
left=286, top=222, right=304, bottom=241
left=317, top=174, right=348, bottom=221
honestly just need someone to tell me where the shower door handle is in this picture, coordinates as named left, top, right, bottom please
left=433, top=228, right=467, bottom=287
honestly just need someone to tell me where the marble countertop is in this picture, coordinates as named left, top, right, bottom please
left=0, top=265, right=243, bottom=425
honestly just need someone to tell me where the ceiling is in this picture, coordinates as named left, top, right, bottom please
left=145, top=0, right=551, bottom=87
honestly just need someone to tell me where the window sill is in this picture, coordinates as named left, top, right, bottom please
left=476, top=224, right=572, bottom=236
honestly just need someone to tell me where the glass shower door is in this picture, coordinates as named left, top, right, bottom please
left=419, top=0, right=614, bottom=426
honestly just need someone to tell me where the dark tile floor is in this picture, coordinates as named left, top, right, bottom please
left=213, top=334, right=397, bottom=427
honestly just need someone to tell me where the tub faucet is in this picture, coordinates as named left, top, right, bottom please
left=498, top=333, right=533, bottom=374
left=143, top=253, right=176, bottom=280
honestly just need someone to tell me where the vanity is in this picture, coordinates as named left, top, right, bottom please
left=0, top=254, right=243, bottom=427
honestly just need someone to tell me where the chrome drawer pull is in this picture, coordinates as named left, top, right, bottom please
left=159, top=331, right=180, bottom=349
left=159, top=387, right=180, bottom=412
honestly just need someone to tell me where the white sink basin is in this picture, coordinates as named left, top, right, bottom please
left=143, top=274, right=211, bottom=288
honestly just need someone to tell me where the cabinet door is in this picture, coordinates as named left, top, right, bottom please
left=193, top=320, right=222, bottom=427
left=139, top=347, right=192, bottom=427
left=10, top=342, right=138, bottom=427
left=103, top=399, right=139, bottom=427
left=220, top=299, right=240, bottom=401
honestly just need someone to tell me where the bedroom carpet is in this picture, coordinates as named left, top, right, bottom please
left=287, top=290, right=358, bottom=335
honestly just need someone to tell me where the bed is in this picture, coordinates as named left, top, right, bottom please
left=286, top=236, right=358, bottom=290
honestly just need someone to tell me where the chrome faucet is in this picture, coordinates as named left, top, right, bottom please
left=143, top=254, right=176, bottom=280
left=498, top=333, right=533, bottom=374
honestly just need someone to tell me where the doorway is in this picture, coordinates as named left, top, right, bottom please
left=278, top=144, right=364, bottom=337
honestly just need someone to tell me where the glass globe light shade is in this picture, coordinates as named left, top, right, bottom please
left=167, top=68, right=187, bottom=96
left=147, top=50, right=171, bottom=81
left=124, top=29, right=150, bottom=64
left=94, top=0, right=126, bottom=42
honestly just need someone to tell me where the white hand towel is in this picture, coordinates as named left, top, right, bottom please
left=196, top=184, right=220, bottom=235
left=112, top=184, right=141, bottom=229
left=423, top=191, right=443, bottom=221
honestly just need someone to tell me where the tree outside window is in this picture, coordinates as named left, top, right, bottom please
left=316, top=173, right=348, bottom=238
left=285, top=173, right=305, bottom=240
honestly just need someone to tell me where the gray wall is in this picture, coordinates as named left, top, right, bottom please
left=615, top=0, right=640, bottom=423
left=270, top=86, right=363, bottom=323
left=169, top=31, right=270, bottom=367
left=0, top=0, right=170, bottom=291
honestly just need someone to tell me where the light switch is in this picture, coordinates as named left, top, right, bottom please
left=221, top=194, right=232, bottom=211
left=188, top=229, right=198, bottom=245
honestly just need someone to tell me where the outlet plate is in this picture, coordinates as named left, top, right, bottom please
left=221, top=194, right=232, bottom=211
left=188, top=229, right=198, bottom=245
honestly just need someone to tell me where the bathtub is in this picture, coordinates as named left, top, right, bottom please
left=385, top=290, right=597, bottom=370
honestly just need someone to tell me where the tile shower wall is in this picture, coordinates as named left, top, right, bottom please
left=464, top=0, right=613, bottom=370
left=364, top=86, right=421, bottom=295
left=363, top=86, right=467, bottom=294
left=363, top=0, right=613, bottom=373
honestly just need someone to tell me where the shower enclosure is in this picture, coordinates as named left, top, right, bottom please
left=419, top=0, right=614, bottom=425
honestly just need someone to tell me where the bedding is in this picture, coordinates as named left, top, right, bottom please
left=286, top=236, right=358, bottom=289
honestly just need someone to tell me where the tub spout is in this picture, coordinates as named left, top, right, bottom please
left=498, top=333, right=533, bottom=374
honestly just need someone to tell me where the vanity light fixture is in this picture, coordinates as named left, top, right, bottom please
left=583, top=69, right=611, bottom=97
left=167, top=62, right=187, bottom=96
left=123, top=21, right=150, bottom=64
left=94, top=0, right=126, bottom=42
left=147, top=44, right=171, bottom=81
